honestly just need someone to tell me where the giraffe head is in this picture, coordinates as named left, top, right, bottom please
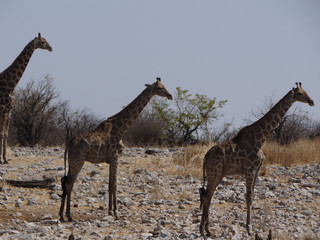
left=292, top=82, right=314, bottom=106
left=33, top=33, right=52, bottom=52
left=145, top=77, right=173, bottom=100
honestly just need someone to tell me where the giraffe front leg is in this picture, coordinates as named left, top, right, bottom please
left=108, top=162, right=118, bottom=219
left=113, top=184, right=118, bottom=220
left=108, top=165, right=113, bottom=216
left=2, top=113, right=11, bottom=164
left=0, top=129, right=4, bottom=164
left=245, top=174, right=255, bottom=235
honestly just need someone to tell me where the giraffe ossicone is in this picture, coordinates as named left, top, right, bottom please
left=0, top=33, right=52, bottom=164
left=199, top=83, right=314, bottom=237
left=59, top=78, right=172, bottom=222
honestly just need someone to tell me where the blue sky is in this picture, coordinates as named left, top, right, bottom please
left=1, top=1, right=319, bottom=128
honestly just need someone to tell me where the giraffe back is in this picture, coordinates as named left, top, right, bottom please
left=204, top=140, right=264, bottom=177
left=67, top=122, right=113, bottom=164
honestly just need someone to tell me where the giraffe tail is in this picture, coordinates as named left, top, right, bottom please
left=199, top=157, right=206, bottom=210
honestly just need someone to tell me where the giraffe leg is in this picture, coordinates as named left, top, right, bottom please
left=0, top=116, right=5, bottom=164
left=2, top=112, right=11, bottom=164
left=245, top=173, right=255, bottom=235
left=59, top=176, right=68, bottom=221
left=66, top=184, right=74, bottom=222
left=62, top=162, right=83, bottom=222
left=108, top=162, right=118, bottom=219
left=200, top=174, right=223, bottom=237
left=108, top=164, right=113, bottom=216
left=65, top=174, right=79, bottom=222
left=113, top=178, right=117, bottom=219
left=244, top=163, right=262, bottom=235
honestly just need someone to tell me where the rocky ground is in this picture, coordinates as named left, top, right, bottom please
left=0, top=146, right=319, bottom=240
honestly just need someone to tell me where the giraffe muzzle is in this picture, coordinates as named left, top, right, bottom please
left=308, top=99, right=314, bottom=106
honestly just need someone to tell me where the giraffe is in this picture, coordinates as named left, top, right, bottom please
left=59, top=77, right=172, bottom=222
left=199, top=82, right=314, bottom=236
left=0, top=33, right=52, bottom=164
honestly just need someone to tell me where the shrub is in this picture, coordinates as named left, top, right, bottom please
left=123, top=116, right=166, bottom=147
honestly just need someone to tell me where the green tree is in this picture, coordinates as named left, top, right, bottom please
left=151, top=87, right=227, bottom=145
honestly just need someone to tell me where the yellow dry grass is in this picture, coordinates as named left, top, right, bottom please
left=170, top=144, right=212, bottom=178
left=172, top=138, right=320, bottom=178
left=262, top=138, right=320, bottom=166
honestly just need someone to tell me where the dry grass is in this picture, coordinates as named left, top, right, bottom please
left=172, top=138, right=320, bottom=178
left=171, top=144, right=212, bottom=177
left=263, top=138, right=320, bottom=166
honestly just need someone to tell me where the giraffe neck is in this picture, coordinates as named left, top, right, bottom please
left=108, top=87, right=153, bottom=137
left=235, top=90, right=295, bottom=147
left=0, top=40, right=35, bottom=93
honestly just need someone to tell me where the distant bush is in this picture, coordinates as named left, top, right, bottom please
left=9, top=76, right=101, bottom=146
left=123, top=116, right=166, bottom=147
left=9, top=75, right=58, bottom=146
left=147, top=87, right=228, bottom=146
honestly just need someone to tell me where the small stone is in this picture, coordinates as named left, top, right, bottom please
left=152, top=227, right=161, bottom=237
left=50, top=194, right=61, bottom=200
left=103, top=236, right=113, bottom=240
left=40, top=214, right=52, bottom=220
left=15, top=200, right=22, bottom=207
left=27, top=197, right=38, bottom=206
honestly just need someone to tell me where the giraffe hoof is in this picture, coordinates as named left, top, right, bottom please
left=246, top=224, right=252, bottom=235
left=66, top=214, right=74, bottom=222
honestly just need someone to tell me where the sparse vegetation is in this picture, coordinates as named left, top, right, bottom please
left=9, top=76, right=102, bottom=146
left=145, top=87, right=228, bottom=146
left=262, top=138, right=320, bottom=166
left=171, top=138, right=320, bottom=178
left=171, top=144, right=210, bottom=177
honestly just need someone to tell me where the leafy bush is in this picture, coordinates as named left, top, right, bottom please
left=149, top=87, right=228, bottom=145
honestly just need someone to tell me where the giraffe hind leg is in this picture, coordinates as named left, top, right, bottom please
left=199, top=186, right=206, bottom=209
left=65, top=174, right=79, bottom=222
left=59, top=176, right=68, bottom=222
left=200, top=174, right=224, bottom=237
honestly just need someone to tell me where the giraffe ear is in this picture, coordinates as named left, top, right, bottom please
left=145, top=84, right=152, bottom=88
